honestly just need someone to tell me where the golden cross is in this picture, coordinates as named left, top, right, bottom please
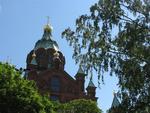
left=47, top=16, right=50, bottom=25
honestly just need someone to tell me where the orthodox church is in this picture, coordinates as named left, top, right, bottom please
left=25, top=21, right=98, bottom=103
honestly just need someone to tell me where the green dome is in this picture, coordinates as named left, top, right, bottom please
left=34, top=24, right=59, bottom=51
left=34, top=38, right=59, bottom=51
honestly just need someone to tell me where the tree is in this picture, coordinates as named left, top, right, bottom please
left=54, top=99, right=102, bottom=113
left=67, top=99, right=102, bottom=113
left=0, top=62, right=54, bottom=113
left=62, top=0, right=150, bottom=112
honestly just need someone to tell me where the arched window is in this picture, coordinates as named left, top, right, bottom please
left=49, top=55, right=53, bottom=63
left=50, top=77, right=60, bottom=92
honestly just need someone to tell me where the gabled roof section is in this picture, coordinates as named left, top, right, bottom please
left=63, top=70, right=75, bottom=82
left=111, top=93, right=120, bottom=108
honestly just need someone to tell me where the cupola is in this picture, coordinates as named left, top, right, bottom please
left=34, top=18, right=59, bottom=51
left=26, top=18, right=65, bottom=71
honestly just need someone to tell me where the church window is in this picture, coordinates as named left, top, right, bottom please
left=50, top=95, right=59, bottom=101
left=51, top=77, right=60, bottom=92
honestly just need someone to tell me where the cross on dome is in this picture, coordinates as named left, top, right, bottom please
left=44, top=16, right=53, bottom=34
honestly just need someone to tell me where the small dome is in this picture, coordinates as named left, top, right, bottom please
left=44, top=24, right=53, bottom=33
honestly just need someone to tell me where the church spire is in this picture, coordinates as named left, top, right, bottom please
left=87, top=79, right=96, bottom=87
left=43, top=16, right=53, bottom=36
left=111, top=92, right=120, bottom=108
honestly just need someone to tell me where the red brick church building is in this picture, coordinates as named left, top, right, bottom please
left=25, top=22, right=97, bottom=103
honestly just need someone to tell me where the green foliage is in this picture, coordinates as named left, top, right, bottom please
left=0, top=62, right=54, bottom=113
left=62, top=0, right=150, bottom=113
left=54, top=99, right=102, bottom=113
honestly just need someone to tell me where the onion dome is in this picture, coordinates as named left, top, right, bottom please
left=34, top=21, right=59, bottom=51
left=26, top=18, right=65, bottom=71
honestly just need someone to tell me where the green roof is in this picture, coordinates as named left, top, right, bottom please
left=34, top=24, right=59, bottom=51
left=34, top=38, right=59, bottom=51
left=88, top=80, right=96, bottom=87
left=111, top=93, right=120, bottom=108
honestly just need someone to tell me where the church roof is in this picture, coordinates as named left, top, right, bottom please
left=34, top=38, right=59, bottom=51
left=34, top=22, right=59, bottom=51
left=111, top=93, right=120, bottom=108
left=88, top=80, right=96, bottom=87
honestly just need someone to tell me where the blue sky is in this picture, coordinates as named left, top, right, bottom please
left=0, top=0, right=118, bottom=112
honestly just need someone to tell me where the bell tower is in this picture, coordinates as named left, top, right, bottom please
left=75, top=66, right=86, bottom=96
left=86, top=79, right=98, bottom=101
